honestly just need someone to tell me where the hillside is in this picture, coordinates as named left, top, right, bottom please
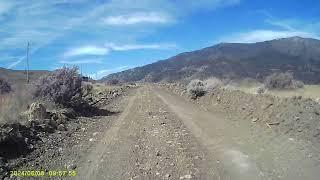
left=0, top=68, right=50, bottom=85
left=102, top=37, right=320, bottom=84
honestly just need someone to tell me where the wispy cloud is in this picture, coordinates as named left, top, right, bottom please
left=59, top=58, right=103, bottom=65
left=63, top=46, right=109, bottom=58
left=220, top=12, right=320, bottom=43
left=7, top=59, right=23, bottom=69
left=90, top=66, right=130, bottom=79
left=0, top=1, right=15, bottom=15
left=103, top=12, right=170, bottom=26
left=62, top=43, right=177, bottom=58
left=1, top=0, right=240, bottom=70
left=265, top=19, right=296, bottom=31
left=105, top=43, right=177, bottom=51
left=179, top=0, right=240, bottom=11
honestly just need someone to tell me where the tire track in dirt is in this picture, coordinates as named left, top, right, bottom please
left=76, top=88, right=139, bottom=180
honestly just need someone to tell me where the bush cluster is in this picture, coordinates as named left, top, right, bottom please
left=187, top=78, right=221, bottom=99
left=264, top=72, right=304, bottom=90
left=187, top=79, right=206, bottom=99
left=0, top=78, right=12, bottom=94
left=33, top=67, right=82, bottom=107
left=203, top=78, right=222, bottom=91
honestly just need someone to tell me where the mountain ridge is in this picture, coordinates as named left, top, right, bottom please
left=101, top=37, right=320, bottom=84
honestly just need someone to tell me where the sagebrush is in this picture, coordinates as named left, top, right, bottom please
left=33, top=67, right=82, bottom=107
left=0, top=78, right=12, bottom=94
left=187, top=79, right=206, bottom=99
left=204, top=77, right=221, bottom=91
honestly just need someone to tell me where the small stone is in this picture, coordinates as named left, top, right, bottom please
left=156, top=151, right=161, bottom=156
left=92, top=132, right=99, bottom=136
left=251, top=118, right=259, bottom=123
left=28, top=102, right=48, bottom=120
left=67, top=164, right=76, bottom=170
left=89, top=138, right=94, bottom=142
left=57, top=124, right=67, bottom=131
left=180, top=174, right=192, bottom=179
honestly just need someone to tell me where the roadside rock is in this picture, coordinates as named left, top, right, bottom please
left=28, top=102, right=48, bottom=120
left=67, top=163, right=77, bottom=170
left=57, top=124, right=67, bottom=131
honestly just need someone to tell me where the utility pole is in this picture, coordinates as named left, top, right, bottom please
left=26, top=42, right=30, bottom=83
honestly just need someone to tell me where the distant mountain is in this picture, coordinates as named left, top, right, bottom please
left=0, top=68, right=50, bottom=85
left=101, top=37, right=320, bottom=84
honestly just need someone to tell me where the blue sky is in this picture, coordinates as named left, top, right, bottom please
left=0, top=0, right=319, bottom=79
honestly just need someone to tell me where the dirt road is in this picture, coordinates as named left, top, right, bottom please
left=75, top=85, right=320, bottom=180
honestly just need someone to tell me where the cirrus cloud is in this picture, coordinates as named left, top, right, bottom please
left=104, top=43, right=177, bottom=51
left=62, top=42, right=177, bottom=58
left=102, top=12, right=171, bottom=26
left=59, top=58, right=103, bottom=65
left=63, top=46, right=110, bottom=58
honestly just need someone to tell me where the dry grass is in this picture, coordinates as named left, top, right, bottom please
left=235, top=82, right=320, bottom=99
left=0, top=85, right=34, bottom=124
left=267, top=85, right=320, bottom=99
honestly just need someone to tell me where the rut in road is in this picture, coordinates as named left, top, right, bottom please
left=76, top=88, right=138, bottom=179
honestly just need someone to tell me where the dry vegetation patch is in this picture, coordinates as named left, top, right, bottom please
left=0, top=78, right=12, bottom=95
left=264, top=72, right=304, bottom=90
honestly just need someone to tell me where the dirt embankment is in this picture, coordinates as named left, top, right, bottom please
left=0, top=84, right=134, bottom=179
left=160, top=83, right=320, bottom=149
